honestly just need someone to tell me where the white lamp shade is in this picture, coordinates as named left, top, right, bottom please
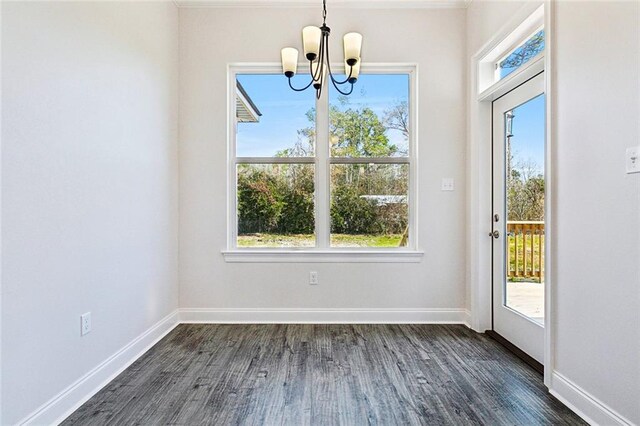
left=346, top=58, right=360, bottom=81
left=302, top=26, right=322, bottom=60
left=281, top=47, right=298, bottom=76
left=343, top=32, right=362, bottom=62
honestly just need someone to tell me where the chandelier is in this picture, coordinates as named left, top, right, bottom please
left=280, top=0, right=362, bottom=98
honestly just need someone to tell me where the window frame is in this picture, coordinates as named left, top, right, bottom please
left=225, top=63, right=421, bottom=262
left=476, top=4, right=544, bottom=97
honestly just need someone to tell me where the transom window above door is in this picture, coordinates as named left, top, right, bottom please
left=226, top=64, right=419, bottom=260
left=496, top=29, right=545, bottom=80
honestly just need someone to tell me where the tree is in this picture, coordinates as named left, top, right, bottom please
left=330, top=105, right=398, bottom=157
left=382, top=100, right=409, bottom=154
left=507, top=157, right=545, bottom=221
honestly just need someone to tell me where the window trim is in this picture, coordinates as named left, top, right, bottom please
left=477, top=4, right=544, bottom=95
left=226, top=63, right=420, bottom=261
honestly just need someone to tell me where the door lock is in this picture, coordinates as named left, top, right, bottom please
left=489, top=230, right=499, bottom=239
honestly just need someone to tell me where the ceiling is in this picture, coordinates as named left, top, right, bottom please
left=174, top=0, right=471, bottom=9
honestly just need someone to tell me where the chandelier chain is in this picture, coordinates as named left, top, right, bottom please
left=322, top=0, right=327, bottom=24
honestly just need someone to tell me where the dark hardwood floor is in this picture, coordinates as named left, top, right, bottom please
left=63, top=324, right=585, bottom=425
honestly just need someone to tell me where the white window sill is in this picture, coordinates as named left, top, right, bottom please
left=221, top=249, right=424, bottom=263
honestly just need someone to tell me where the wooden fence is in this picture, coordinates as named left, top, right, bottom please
left=507, top=221, right=544, bottom=282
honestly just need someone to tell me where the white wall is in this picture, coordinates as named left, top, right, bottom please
left=1, top=2, right=179, bottom=423
left=179, top=7, right=467, bottom=314
left=467, top=1, right=640, bottom=423
left=552, top=1, right=639, bottom=423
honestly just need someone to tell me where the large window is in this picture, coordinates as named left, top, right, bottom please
left=230, top=66, right=416, bottom=252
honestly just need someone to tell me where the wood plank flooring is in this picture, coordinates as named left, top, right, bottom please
left=63, top=324, right=585, bottom=425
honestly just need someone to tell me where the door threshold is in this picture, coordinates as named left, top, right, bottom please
left=486, top=330, right=544, bottom=375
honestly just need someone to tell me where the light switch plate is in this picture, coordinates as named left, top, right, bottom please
left=441, top=178, right=455, bottom=191
left=626, top=147, right=640, bottom=174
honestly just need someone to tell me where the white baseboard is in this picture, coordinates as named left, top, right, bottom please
left=18, top=310, right=180, bottom=426
left=550, top=371, right=634, bottom=426
left=179, top=308, right=471, bottom=325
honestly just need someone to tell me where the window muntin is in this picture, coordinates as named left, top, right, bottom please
left=231, top=67, right=415, bottom=251
left=497, top=29, right=545, bottom=80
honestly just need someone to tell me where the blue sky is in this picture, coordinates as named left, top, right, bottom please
left=509, top=94, right=545, bottom=174
left=236, top=73, right=409, bottom=157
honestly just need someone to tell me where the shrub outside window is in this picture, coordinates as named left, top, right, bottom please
left=230, top=65, right=416, bottom=251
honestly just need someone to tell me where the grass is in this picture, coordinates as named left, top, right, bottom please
left=238, top=233, right=404, bottom=248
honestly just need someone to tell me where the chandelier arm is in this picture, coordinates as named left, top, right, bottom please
left=288, top=76, right=315, bottom=92
left=329, top=80, right=354, bottom=96
left=324, top=37, right=353, bottom=85
left=311, top=34, right=326, bottom=82
left=330, top=65, right=353, bottom=85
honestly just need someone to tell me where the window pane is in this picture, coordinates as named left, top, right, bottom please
left=330, top=164, right=408, bottom=247
left=237, top=164, right=315, bottom=247
left=329, top=74, right=409, bottom=158
left=236, top=74, right=315, bottom=157
left=504, top=94, right=545, bottom=324
left=499, top=29, right=545, bottom=79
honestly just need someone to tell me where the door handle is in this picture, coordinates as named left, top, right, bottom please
left=489, top=230, right=499, bottom=239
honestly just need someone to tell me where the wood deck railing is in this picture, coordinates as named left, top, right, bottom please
left=507, top=221, right=544, bottom=282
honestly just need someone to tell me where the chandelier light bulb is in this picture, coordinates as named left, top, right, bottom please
left=302, top=26, right=322, bottom=61
left=343, top=32, right=362, bottom=65
left=281, top=47, right=299, bottom=77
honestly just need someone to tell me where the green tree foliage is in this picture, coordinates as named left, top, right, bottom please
left=507, top=158, right=545, bottom=221
left=237, top=166, right=284, bottom=232
left=330, top=184, right=380, bottom=234
left=278, top=165, right=315, bottom=233
left=237, top=164, right=315, bottom=234
left=330, top=105, right=398, bottom=157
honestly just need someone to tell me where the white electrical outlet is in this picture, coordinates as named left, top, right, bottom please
left=626, top=146, right=640, bottom=174
left=309, top=271, right=318, bottom=285
left=441, top=178, right=455, bottom=191
left=81, top=312, right=92, bottom=336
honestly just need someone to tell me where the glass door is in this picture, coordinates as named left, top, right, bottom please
left=492, top=72, right=545, bottom=363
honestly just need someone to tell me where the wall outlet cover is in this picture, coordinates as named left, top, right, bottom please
left=441, top=178, right=455, bottom=191
left=626, top=146, right=640, bottom=174
left=81, top=312, right=92, bottom=336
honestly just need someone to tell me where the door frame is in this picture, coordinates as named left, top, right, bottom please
left=467, top=0, right=555, bottom=387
